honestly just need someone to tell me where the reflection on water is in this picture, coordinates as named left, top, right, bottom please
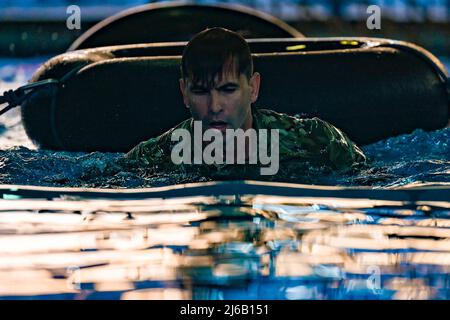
left=0, top=194, right=449, bottom=300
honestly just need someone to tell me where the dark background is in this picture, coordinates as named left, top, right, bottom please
left=0, top=0, right=448, bottom=59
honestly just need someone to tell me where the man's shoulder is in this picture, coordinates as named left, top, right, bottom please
left=254, top=107, right=326, bottom=131
left=254, top=107, right=348, bottom=147
left=125, top=118, right=192, bottom=162
left=144, top=118, right=192, bottom=145
left=156, top=118, right=193, bottom=146
left=254, top=107, right=367, bottom=169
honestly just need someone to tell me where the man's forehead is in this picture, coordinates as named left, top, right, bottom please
left=187, top=72, right=243, bottom=88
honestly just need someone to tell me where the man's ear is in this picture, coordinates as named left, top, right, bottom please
left=179, top=78, right=190, bottom=108
left=249, top=72, right=261, bottom=103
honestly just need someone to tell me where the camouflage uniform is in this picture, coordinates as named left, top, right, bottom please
left=125, top=107, right=367, bottom=179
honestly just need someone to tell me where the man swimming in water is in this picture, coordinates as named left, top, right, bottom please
left=126, top=27, right=366, bottom=179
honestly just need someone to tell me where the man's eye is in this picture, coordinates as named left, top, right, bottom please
left=221, top=87, right=237, bottom=93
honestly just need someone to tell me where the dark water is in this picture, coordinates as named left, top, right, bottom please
left=0, top=126, right=448, bottom=189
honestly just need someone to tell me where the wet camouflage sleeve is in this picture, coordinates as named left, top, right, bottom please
left=125, top=137, right=168, bottom=167
left=299, top=117, right=367, bottom=170
left=255, top=109, right=366, bottom=171
left=125, top=119, right=192, bottom=171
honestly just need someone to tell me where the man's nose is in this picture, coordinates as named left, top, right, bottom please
left=208, top=90, right=223, bottom=114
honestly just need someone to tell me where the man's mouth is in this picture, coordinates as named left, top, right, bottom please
left=208, top=121, right=228, bottom=130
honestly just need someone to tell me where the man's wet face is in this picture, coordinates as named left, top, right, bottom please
left=180, top=71, right=259, bottom=133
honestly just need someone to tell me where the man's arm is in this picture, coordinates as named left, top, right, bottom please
left=302, top=118, right=367, bottom=170
left=125, top=118, right=193, bottom=167
left=125, top=138, right=168, bottom=167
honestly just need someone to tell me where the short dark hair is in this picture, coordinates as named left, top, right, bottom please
left=181, top=27, right=253, bottom=87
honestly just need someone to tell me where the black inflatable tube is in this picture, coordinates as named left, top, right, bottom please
left=68, top=3, right=303, bottom=51
left=22, top=38, right=449, bottom=152
left=68, top=38, right=373, bottom=58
